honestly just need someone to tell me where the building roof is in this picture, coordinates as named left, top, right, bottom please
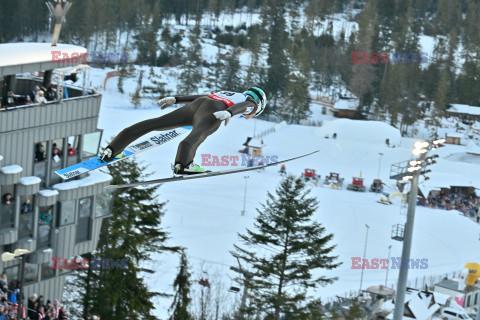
left=447, top=104, right=480, bottom=116
left=0, top=43, right=87, bottom=77
left=435, top=279, right=480, bottom=293
left=333, top=98, right=360, bottom=111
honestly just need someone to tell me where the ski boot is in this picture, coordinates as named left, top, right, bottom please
left=173, top=162, right=211, bottom=175
left=99, top=147, right=126, bottom=162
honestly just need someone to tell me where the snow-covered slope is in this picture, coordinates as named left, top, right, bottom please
left=96, top=98, right=480, bottom=316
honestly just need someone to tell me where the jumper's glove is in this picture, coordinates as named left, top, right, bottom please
left=157, top=97, right=176, bottom=110
left=213, top=110, right=232, bottom=126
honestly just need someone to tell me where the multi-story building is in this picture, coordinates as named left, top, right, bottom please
left=0, top=42, right=113, bottom=300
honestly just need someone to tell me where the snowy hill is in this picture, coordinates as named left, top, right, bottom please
left=93, top=68, right=480, bottom=316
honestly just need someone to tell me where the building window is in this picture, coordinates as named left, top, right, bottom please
left=467, top=295, right=471, bottom=307
left=1, top=187, right=15, bottom=230
left=95, top=190, right=115, bottom=218
left=76, top=197, right=92, bottom=243
left=82, top=131, right=102, bottom=159
left=58, top=200, right=76, bottom=226
left=23, top=263, right=39, bottom=285
left=66, top=135, right=80, bottom=167
left=38, top=205, right=54, bottom=247
left=475, top=293, right=478, bottom=305
left=41, top=262, right=55, bottom=281
left=19, top=196, right=34, bottom=239
left=50, top=138, right=64, bottom=185
left=34, top=141, right=48, bottom=182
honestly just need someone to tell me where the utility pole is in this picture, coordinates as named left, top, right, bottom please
left=385, top=245, right=392, bottom=287
left=392, top=151, right=427, bottom=320
left=378, top=153, right=384, bottom=179
left=241, top=176, right=249, bottom=216
left=359, top=224, right=370, bottom=294
left=231, top=258, right=254, bottom=319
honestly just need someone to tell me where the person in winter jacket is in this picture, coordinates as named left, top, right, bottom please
left=9, top=288, right=19, bottom=305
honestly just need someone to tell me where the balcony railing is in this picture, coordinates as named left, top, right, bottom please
left=0, top=203, right=15, bottom=230
left=18, top=211, right=34, bottom=239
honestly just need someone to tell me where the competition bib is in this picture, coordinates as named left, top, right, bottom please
left=208, top=91, right=248, bottom=107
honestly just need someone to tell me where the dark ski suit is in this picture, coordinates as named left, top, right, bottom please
left=106, top=93, right=259, bottom=167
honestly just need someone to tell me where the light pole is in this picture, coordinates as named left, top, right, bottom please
left=385, top=245, right=392, bottom=287
left=241, top=176, right=250, bottom=216
left=392, top=140, right=443, bottom=320
left=378, top=153, right=384, bottom=179
left=359, top=224, right=370, bottom=294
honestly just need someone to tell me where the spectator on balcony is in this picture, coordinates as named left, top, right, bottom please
left=25, top=96, right=33, bottom=105
left=0, top=273, right=7, bottom=295
left=6, top=91, right=17, bottom=107
left=20, top=200, right=32, bottom=214
left=68, top=144, right=76, bottom=156
left=35, top=91, right=47, bottom=105
left=52, top=143, right=62, bottom=160
left=1, top=194, right=12, bottom=205
left=35, top=143, right=45, bottom=162
left=39, top=209, right=53, bottom=225
left=52, top=299, right=60, bottom=318
left=30, top=86, right=40, bottom=102
left=45, top=86, right=56, bottom=101
left=0, top=305, right=6, bottom=320
left=9, top=288, right=19, bottom=306
left=58, top=306, right=67, bottom=320
left=27, top=295, right=37, bottom=319
left=37, top=305, right=45, bottom=320
left=36, top=295, right=45, bottom=312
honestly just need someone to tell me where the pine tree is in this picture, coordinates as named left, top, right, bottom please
left=281, top=72, right=311, bottom=123
left=349, top=0, right=379, bottom=113
left=117, top=65, right=127, bottom=94
left=342, top=299, right=363, bottom=320
left=143, top=68, right=172, bottom=101
left=220, top=48, right=242, bottom=91
left=178, top=26, right=203, bottom=94
left=232, top=175, right=341, bottom=319
left=205, top=48, right=224, bottom=92
left=170, top=252, right=192, bottom=320
left=130, top=70, right=144, bottom=108
left=72, top=158, right=179, bottom=320
left=264, top=0, right=289, bottom=111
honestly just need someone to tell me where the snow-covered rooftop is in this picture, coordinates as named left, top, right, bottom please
left=446, top=131, right=463, bottom=138
left=333, top=98, right=359, bottom=111
left=0, top=43, right=87, bottom=67
left=448, top=104, right=480, bottom=116
left=1, top=165, right=23, bottom=175
left=20, top=176, right=41, bottom=185
left=38, top=189, right=59, bottom=197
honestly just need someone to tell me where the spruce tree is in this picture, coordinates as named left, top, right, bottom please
left=130, top=70, right=144, bottom=108
left=178, top=26, right=203, bottom=94
left=72, top=157, right=179, bottom=320
left=281, top=72, right=311, bottom=124
left=220, top=48, right=242, bottom=91
left=143, top=68, right=172, bottom=101
left=170, top=252, right=192, bottom=320
left=264, top=0, right=289, bottom=111
left=232, top=175, right=341, bottom=319
left=342, top=298, right=363, bottom=320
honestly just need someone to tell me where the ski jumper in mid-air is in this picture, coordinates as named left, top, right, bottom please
left=101, top=87, right=267, bottom=175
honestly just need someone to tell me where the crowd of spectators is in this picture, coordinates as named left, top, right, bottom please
left=0, top=85, right=56, bottom=109
left=418, top=187, right=479, bottom=217
left=34, top=143, right=76, bottom=163
left=0, top=272, right=69, bottom=320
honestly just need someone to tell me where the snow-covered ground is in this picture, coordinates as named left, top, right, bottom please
left=90, top=66, right=480, bottom=317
